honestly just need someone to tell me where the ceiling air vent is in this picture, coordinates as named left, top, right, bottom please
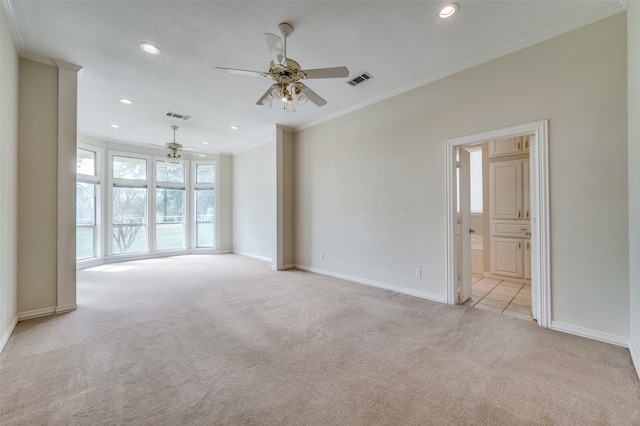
left=346, top=72, right=373, bottom=87
left=166, top=111, right=191, bottom=120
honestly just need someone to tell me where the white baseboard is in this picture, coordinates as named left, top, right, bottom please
left=295, top=264, right=447, bottom=304
left=551, top=321, right=630, bottom=347
left=629, top=338, right=640, bottom=381
left=56, top=303, right=77, bottom=314
left=233, top=251, right=272, bottom=262
left=18, top=306, right=56, bottom=321
left=0, top=314, right=18, bottom=353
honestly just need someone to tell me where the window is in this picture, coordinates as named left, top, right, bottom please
left=78, top=148, right=217, bottom=262
left=194, top=163, right=215, bottom=248
left=456, top=147, right=483, bottom=214
left=76, top=147, right=101, bottom=260
left=155, top=160, right=186, bottom=250
left=111, top=154, right=149, bottom=254
left=470, top=149, right=483, bottom=213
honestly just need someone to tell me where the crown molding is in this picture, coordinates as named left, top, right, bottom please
left=0, top=0, right=25, bottom=54
left=297, top=1, right=627, bottom=133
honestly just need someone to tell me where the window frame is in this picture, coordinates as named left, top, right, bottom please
left=192, top=160, right=217, bottom=250
left=76, top=144, right=103, bottom=261
left=108, top=151, right=152, bottom=256
left=153, top=156, right=190, bottom=252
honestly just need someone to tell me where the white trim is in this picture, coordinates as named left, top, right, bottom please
left=551, top=321, right=630, bottom=348
left=446, top=120, right=551, bottom=328
left=56, top=303, right=77, bottom=314
left=629, top=338, right=640, bottom=381
left=295, top=264, right=448, bottom=304
left=0, top=0, right=24, bottom=53
left=0, top=314, right=18, bottom=353
left=18, top=307, right=56, bottom=321
left=233, top=251, right=272, bottom=263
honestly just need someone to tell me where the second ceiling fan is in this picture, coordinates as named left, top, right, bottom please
left=215, top=23, right=349, bottom=112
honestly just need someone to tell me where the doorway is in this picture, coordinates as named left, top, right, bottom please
left=446, top=120, right=550, bottom=328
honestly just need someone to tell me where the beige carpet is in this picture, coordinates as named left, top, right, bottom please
left=1, top=254, right=639, bottom=425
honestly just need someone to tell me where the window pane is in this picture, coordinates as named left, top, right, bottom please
left=470, top=150, right=483, bottom=213
left=113, top=155, right=147, bottom=180
left=77, top=148, right=96, bottom=176
left=156, top=160, right=185, bottom=183
left=76, top=182, right=96, bottom=260
left=195, top=189, right=215, bottom=247
left=196, top=164, right=215, bottom=184
left=76, top=226, right=96, bottom=260
left=112, top=187, right=147, bottom=254
left=156, top=188, right=185, bottom=250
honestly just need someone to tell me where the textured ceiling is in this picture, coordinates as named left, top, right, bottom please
left=3, top=0, right=626, bottom=155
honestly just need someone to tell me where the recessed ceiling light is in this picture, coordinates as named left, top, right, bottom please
left=202, top=141, right=209, bottom=145
left=230, top=125, right=239, bottom=130
left=119, top=98, right=133, bottom=104
left=140, top=42, right=160, bottom=55
left=439, top=3, right=459, bottom=18
left=110, top=124, right=120, bottom=128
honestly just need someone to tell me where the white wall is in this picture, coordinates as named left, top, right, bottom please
left=628, top=3, right=640, bottom=375
left=232, top=142, right=275, bottom=260
left=295, top=14, right=629, bottom=338
left=0, top=6, right=19, bottom=351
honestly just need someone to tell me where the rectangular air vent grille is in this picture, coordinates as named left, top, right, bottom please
left=347, top=72, right=372, bottom=87
left=166, top=111, right=192, bottom=120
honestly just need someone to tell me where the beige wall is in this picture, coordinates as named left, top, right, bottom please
left=218, top=154, right=233, bottom=253
left=18, top=59, right=59, bottom=314
left=628, top=3, right=640, bottom=372
left=0, top=6, right=19, bottom=350
left=17, top=58, right=78, bottom=318
left=294, top=14, right=629, bottom=337
left=232, top=142, right=275, bottom=260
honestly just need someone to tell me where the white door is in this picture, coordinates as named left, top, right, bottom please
left=458, top=148, right=472, bottom=303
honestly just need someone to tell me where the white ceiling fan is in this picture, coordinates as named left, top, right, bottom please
left=215, top=23, right=349, bottom=112
left=151, top=126, right=206, bottom=159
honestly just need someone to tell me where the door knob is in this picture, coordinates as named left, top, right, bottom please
left=525, top=232, right=531, bottom=237
left=469, top=229, right=475, bottom=234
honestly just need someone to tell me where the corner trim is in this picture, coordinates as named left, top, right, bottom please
left=295, top=264, right=447, bottom=304
left=551, top=321, right=630, bottom=347
left=0, top=314, right=18, bottom=353
left=629, top=338, right=640, bottom=381
left=56, top=303, right=77, bottom=314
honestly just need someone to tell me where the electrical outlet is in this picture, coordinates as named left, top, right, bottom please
left=320, top=253, right=325, bottom=260
left=415, top=268, right=422, bottom=278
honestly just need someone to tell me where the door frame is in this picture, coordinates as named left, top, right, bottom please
left=445, top=120, right=551, bottom=327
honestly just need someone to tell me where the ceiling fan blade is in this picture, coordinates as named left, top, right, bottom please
left=256, top=88, right=273, bottom=106
left=299, top=84, right=327, bottom=106
left=214, top=67, right=268, bottom=77
left=193, top=153, right=207, bottom=158
left=302, top=66, right=349, bottom=79
left=264, top=33, right=284, bottom=64
left=149, top=143, right=167, bottom=149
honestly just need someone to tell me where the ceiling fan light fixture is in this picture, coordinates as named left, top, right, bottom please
left=284, top=100, right=296, bottom=113
left=271, top=84, right=284, bottom=99
left=439, top=3, right=459, bottom=18
left=295, top=86, right=309, bottom=105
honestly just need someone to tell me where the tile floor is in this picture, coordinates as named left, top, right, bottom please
left=464, top=275, right=533, bottom=320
